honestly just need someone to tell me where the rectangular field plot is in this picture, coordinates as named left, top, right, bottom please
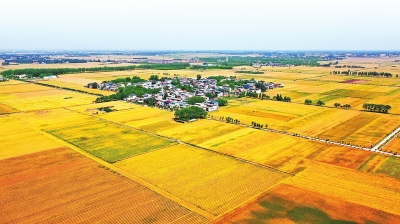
left=0, top=116, right=64, bottom=160
left=285, top=162, right=400, bottom=216
left=199, top=126, right=366, bottom=173
left=0, top=147, right=208, bottom=223
left=0, top=83, right=51, bottom=94
left=0, top=89, right=96, bottom=111
left=11, top=108, right=93, bottom=129
left=46, top=119, right=175, bottom=163
left=116, top=144, right=290, bottom=216
left=359, top=154, right=400, bottom=179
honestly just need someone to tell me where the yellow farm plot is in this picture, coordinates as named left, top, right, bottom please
left=69, top=101, right=136, bottom=114
left=98, top=105, right=178, bottom=131
left=37, top=79, right=114, bottom=96
left=0, top=80, right=25, bottom=86
left=0, top=89, right=96, bottom=111
left=46, top=119, right=175, bottom=163
left=0, top=116, right=64, bottom=160
left=11, top=108, right=92, bottom=129
left=157, top=119, right=243, bottom=145
left=359, top=154, right=400, bottom=179
left=284, top=162, right=400, bottom=216
left=116, top=144, right=290, bottom=216
left=0, top=83, right=50, bottom=94
left=199, top=126, right=365, bottom=173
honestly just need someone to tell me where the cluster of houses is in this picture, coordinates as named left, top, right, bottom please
left=253, top=62, right=294, bottom=67
left=88, top=77, right=284, bottom=112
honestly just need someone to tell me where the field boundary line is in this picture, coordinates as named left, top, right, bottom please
left=63, top=107, right=294, bottom=175
left=12, top=115, right=216, bottom=221
left=207, top=118, right=400, bottom=157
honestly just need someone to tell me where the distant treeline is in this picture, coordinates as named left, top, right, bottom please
left=2, top=59, right=87, bottom=65
left=333, top=71, right=394, bottom=78
left=189, top=65, right=233, bottom=70
left=200, top=56, right=322, bottom=66
left=1, top=63, right=190, bottom=78
left=235, top=71, right=264, bottom=74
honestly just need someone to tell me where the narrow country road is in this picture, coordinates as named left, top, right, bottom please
left=372, top=126, right=400, bottom=152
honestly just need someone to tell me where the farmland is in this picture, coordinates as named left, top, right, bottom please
left=1, top=55, right=400, bottom=223
left=0, top=147, right=208, bottom=223
left=116, top=144, right=290, bottom=216
left=0, top=116, right=64, bottom=160
left=46, top=119, right=175, bottom=163
left=212, top=99, right=400, bottom=147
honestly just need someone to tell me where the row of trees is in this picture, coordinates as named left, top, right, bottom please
left=334, top=103, right=351, bottom=109
left=251, top=122, right=267, bottom=129
left=363, top=103, right=392, bottom=113
left=305, top=99, right=325, bottom=106
left=225, top=117, right=240, bottom=124
left=332, top=71, right=393, bottom=78
left=274, top=94, right=291, bottom=102
left=1, top=63, right=190, bottom=78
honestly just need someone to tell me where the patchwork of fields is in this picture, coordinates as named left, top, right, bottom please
left=2, top=63, right=400, bottom=223
left=0, top=147, right=208, bottom=223
left=116, top=144, right=290, bottom=216
left=212, top=99, right=400, bottom=147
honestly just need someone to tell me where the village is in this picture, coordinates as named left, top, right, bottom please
left=89, top=76, right=284, bottom=112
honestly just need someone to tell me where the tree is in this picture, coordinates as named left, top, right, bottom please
left=149, top=75, right=159, bottom=81
left=205, top=92, right=217, bottom=98
left=334, top=103, right=341, bottom=108
left=188, top=96, right=205, bottom=105
left=305, top=99, right=312, bottom=105
left=255, top=82, right=267, bottom=92
left=197, top=74, right=202, bottom=80
left=217, top=98, right=228, bottom=106
left=174, top=106, right=207, bottom=121
left=316, top=100, right=325, bottom=106
left=144, top=97, right=157, bottom=106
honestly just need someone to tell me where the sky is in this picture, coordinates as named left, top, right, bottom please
left=1, top=0, right=399, bottom=51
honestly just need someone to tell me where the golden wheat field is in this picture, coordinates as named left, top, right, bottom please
left=116, top=144, right=290, bottom=216
left=0, top=89, right=96, bottom=111
left=283, top=162, right=400, bottom=216
left=2, top=59, right=400, bottom=223
left=0, top=116, right=64, bottom=160
left=0, top=147, right=208, bottom=224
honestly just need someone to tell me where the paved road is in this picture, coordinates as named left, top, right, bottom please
left=372, top=126, right=400, bottom=152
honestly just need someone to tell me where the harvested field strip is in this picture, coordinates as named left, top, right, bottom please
left=285, top=162, right=400, bottom=215
left=321, top=89, right=383, bottom=99
left=0, top=116, right=64, bottom=160
left=116, top=144, right=290, bottom=216
left=0, top=147, right=208, bottom=223
left=46, top=119, right=175, bottom=163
